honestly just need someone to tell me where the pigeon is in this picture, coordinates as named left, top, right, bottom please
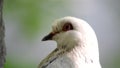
left=38, top=16, right=102, bottom=68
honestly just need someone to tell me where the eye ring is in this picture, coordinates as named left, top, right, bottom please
left=62, top=22, right=73, bottom=31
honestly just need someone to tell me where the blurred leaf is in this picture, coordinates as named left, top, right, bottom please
left=4, top=0, right=67, bottom=40
left=4, top=58, right=36, bottom=68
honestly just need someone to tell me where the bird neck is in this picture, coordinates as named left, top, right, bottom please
left=56, top=37, right=100, bottom=65
left=66, top=44, right=100, bottom=65
left=55, top=45, right=101, bottom=68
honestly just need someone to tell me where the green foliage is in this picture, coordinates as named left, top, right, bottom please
left=4, top=0, right=67, bottom=40
left=4, top=0, right=42, bottom=39
left=4, top=58, right=36, bottom=68
left=3, top=0, right=68, bottom=68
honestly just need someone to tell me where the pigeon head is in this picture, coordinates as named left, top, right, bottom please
left=42, top=16, right=99, bottom=52
left=40, top=16, right=101, bottom=68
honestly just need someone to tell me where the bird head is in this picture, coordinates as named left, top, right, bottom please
left=41, top=16, right=101, bottom=67
left=42, top=16, right=98, bottom=50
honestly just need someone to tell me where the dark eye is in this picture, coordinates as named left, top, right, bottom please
left=62, top=22, right=73, bottom=31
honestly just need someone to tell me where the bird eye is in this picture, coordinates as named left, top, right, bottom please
left=62, top=22, right=73, bottom=31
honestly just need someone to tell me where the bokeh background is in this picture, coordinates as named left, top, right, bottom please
left=3, top=0, right=120, bottom=68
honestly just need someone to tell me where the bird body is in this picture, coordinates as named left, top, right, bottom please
left=38, top=16, right=101, bottom=68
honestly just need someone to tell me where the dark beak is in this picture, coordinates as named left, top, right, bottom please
left=42, top=32, right=55, bottom=41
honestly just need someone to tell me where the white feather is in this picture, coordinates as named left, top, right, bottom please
left=38, top=16, right=102, bottom=68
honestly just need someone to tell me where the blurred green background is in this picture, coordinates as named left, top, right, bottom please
left=3, top=0, right=120, bottom=68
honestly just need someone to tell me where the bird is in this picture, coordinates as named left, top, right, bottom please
left=38, top=16, right=102, bottom=68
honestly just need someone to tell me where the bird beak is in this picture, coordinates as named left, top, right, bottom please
left=42, top=32, right=55, bottom=41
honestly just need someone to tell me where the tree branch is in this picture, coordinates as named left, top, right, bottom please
left=0, top=0, right=6, bottom=68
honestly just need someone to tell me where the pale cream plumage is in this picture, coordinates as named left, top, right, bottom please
left=38, top=16, right=101, bottom=68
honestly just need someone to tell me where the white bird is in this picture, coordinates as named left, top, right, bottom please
left=38, top=16, right=102, bottom=68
